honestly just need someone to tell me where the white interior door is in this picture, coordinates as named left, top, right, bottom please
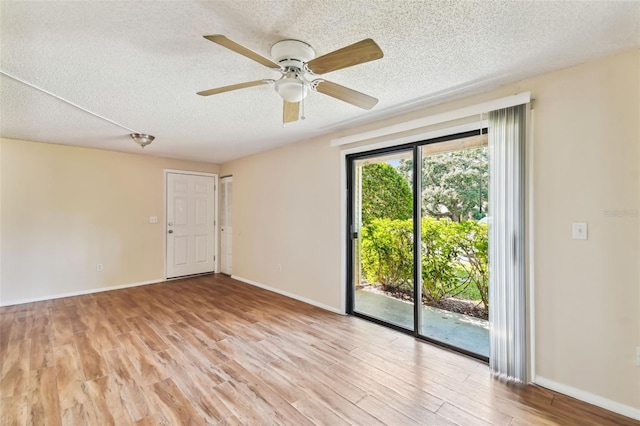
left=166, top=172, right=216, bottom=278
left=220, top=177, right=233, bottom=275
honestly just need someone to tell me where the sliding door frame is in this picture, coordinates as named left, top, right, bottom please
left=346, top=145, right=416, bottom=335
left=346, top=129, right=489, bottom=362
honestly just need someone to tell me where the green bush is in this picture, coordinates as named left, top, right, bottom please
left=452, top=220, right=489, bottom=308
left=361, top=219, right=414, bottom=293
left=360, top=217, right=489, bottom=309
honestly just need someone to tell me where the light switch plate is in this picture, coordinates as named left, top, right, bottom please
left=572, top=222, right=588, bottom=240
left=149, top=216, right=158, bottom=224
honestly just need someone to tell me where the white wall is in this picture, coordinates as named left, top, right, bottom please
left=0, top=139, right=219, bottom=304
left=221, top=49, right=640, bottom=415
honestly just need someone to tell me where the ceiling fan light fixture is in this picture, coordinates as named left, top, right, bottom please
left=130, top=133, right=155, bottom=148
left=199, top=35, right=384, bottom=124
left=275, top=76, right=308, bottom=103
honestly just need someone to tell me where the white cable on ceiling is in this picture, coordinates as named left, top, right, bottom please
left=0, top=69, right=137, bottom=133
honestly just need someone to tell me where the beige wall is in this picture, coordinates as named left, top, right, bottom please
left=222, top=50, right=639, bottom=412
left=0, top=139, right=219, bottom=304
left=526, top=50, right=639, bottom=412
left=221, top=137, right=342, bottom=310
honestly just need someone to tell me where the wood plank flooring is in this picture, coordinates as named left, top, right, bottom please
left=0, top=274, right=636, bottom=425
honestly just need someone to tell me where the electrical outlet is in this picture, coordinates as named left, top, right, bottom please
left=276, top=264, right=282, bottom=272
left=96, top=263, right=103, bottom=272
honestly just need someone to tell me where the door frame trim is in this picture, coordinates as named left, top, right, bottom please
left=220, top=175, right=233, bottom=275
left=163, top=169, right=219, bottom=279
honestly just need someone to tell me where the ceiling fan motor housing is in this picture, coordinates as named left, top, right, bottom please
left=270, top=39, right=315, bottom=70
left=271, top=40, right=316, bottom=103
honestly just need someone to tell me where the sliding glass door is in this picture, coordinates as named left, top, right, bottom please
left=348, top=131, right=490, bottom=360
left=418, top=136, right=490, bottom=358
left=349, top=150, right=415, bottom=331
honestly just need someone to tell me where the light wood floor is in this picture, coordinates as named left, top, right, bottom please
left=0, top=274, right=636, bottom=425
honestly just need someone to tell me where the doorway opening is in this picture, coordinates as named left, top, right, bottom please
left=347, top=130, right=489, bottom=360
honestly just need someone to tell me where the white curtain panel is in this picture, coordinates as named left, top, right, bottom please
left=488, top=104, right=527, bottom=382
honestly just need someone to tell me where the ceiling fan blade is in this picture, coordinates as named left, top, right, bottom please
left=283, top=101, right=300, bottom=124
left=306, top=39, right=383, bottom=75
left=314, top=80, right=378, bottom=110
left=197, top=80, right=269, bottom=96
left=204, top=35, right=281, bottom=69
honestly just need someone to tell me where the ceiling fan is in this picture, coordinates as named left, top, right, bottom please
left=197, top=35, right=384, bottom=124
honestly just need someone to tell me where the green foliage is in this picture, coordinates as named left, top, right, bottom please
left=360, top=217, right=489, bottom=309
left=453, top=220, right=489, bottom=308
left=360, top=218, right=414, bottom=293
left=421, top=217, right=460, bottom=301
left=398, top=147, right=488, bottom=222
left=361, top=163, right=412, bottom=225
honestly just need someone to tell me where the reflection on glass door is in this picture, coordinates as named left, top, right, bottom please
left=351, top=151, right=414, bottom=330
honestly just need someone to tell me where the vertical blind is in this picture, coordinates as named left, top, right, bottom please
left=488, top=104, right=527, bottom=382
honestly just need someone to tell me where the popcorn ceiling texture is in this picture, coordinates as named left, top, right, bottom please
left=0, top=0, right=638, bottom=163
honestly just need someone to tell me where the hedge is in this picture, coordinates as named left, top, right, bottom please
left=360, top=217, right=488, bottom=309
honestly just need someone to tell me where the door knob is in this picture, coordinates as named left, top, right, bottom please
left=168, top=230, right=173, bottom=234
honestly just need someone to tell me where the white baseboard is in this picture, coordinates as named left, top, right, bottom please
left=231, top=275, right=345, bottom=315
left=534, top=376, right=640, bottom=420
left=0, top=278, right=166, bottom=307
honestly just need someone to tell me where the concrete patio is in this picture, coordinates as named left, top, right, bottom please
left=355, top=289, right=490, bottom=358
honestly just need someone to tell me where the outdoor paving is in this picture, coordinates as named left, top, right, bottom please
left=355, top=289, right=490, bottom=358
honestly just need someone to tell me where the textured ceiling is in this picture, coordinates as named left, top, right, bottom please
left=1, top=1, right=639, bottom=163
